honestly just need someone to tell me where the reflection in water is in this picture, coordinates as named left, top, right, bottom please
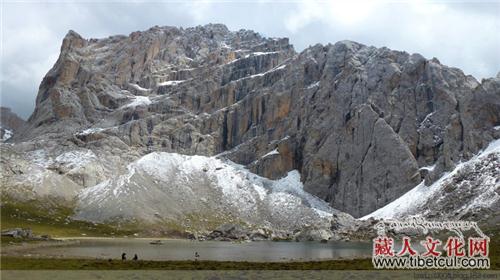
left=28, top=239, right=372, bottom=262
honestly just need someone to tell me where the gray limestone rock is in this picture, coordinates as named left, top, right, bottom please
left=2, top=24, right=499, bottom=230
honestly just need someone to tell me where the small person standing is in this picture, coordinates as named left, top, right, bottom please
left=121, top=252, right=127, bottom=261
left=133, top=254, right=138, bottom=261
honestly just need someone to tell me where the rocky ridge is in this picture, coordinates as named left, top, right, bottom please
left=363, top=139, right=500, bottom=223
left=1, top=24, right=499, bottom=238
left=0, top=107, right=26, bottom=142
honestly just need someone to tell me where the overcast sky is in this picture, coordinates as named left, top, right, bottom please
left=1, top=0, right=499, bottom=119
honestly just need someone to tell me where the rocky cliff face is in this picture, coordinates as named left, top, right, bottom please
left=363, top=139, right=500, bottom=224
left=5, top=24, right=500, bottom=225
left=0, top=107, right=26, bottom=142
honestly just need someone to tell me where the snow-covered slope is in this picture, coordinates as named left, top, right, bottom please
left=0, top=147, right=84, bottom=201
left=362, top=139, right=500, bottom=221
left=0, top=126, right=13, bottom=141
left=74, top=152, right=342, bottom=232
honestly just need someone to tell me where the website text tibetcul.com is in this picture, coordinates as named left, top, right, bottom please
left=372, top=217, right=490, bottom=269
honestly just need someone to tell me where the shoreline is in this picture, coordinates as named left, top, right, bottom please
left=1, top=237, right=372, bottom=263
left=54, top=236, right=185, bottom=241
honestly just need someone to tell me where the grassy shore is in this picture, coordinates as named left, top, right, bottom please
left=1, top=195, right=499, bottom=270
left=0, top=256, right=374, bottom=270
left=1, top=232, right=498, bottom=270
left=0, top=198, right=142, bottom=238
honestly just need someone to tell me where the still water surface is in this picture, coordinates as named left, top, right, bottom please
left=28, top=238, right=372, bottom=262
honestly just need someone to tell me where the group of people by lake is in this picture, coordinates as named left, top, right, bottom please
left=121, top=253, right=138, bottom=261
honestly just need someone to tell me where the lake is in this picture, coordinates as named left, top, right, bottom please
left=26, top=238, right=372, bottom=262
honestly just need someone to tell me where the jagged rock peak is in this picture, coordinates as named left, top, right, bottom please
left=10, top=24, right=500, bottom=220
left=65, top=29, right=83, bottom=39
left=61, top=29, right=86, bottom=51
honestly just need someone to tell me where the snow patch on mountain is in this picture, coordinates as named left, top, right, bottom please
left=248, top=64, right=287, bottom=79
left=77, top=127, right=105, bottom=136
left=158, top=80, right=185, bottom=86
left=26, top=149, right=54, bottom=168
left=306, top=81, right=320, bottom=89
left=419, top=164, right=436, bottom=172
left=271, top=170, right=334, bottom=218
left=54, top=150, right=98, bottom=171
left=1, top=127, right=13, bottom=141
left=361, top=139, right=500, bottom=220
left=245, top=51, right=280, bottom=58
left=128, top=83, right=151, bottom=92
left=75, top=152, right=336, bottom=230
left=124, top=96, right=152, bottom=108
left=262, top=148, right=279, bottom=158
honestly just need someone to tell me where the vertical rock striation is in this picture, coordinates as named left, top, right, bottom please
left=10, top=24, right=500, bottom=218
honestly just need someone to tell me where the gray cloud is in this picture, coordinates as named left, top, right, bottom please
left=1, top=0, right=498, bottom=119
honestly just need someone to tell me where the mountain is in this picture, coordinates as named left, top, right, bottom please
left=2, top=24, right=499, bottom=238
left=0, top=107, right=26, bottom=142
left=75, top=153, right=342, bottom=235
left=362, top=138, right=500, bottom=224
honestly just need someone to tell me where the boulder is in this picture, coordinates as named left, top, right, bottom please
left=1, top=228, right=33, bottom=239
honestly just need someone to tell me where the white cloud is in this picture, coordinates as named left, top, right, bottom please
left=284, top=0, right=499, bottom=79
left=181, top=1, right=215, bottom=23
left=1, top=1, right=498, bottom=118
left=285, top=0, right=382, bottom=32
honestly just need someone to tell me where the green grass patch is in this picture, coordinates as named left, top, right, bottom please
left=1, top=195, right=249, bottom=239
left=0, top=236, right=42, bottom=248
left=1, top=197, right=140, bottom=238
left=0, top=256, right=374, bottom=270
